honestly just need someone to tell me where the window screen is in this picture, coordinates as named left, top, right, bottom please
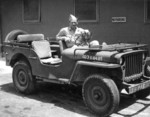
left=23, top=0, right=40, bottom=22
left=75, top=0, right=99, bottom=22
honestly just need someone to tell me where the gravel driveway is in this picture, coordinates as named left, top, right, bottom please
left=0, top=58, right=150, bottom=117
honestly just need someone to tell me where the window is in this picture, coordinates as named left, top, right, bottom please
left=74, top=0, right=99, bottom=22
left=145, top=0, right=150, bottom=23
left=23, top=0, right=41, bottom=23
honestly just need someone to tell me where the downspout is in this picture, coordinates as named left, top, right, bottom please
left=0, top=0, right=3, bottom=57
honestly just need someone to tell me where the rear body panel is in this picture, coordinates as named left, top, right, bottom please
left=3, top=43, right=76, bottom=80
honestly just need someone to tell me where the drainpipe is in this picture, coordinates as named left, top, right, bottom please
left=0, top=0, right=3, bottom=57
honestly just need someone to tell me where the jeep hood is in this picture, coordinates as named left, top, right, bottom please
left=62, top=43, right=147, bottom=64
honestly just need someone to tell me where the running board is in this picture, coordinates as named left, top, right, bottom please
left=39, top=78, right=70, bottom=84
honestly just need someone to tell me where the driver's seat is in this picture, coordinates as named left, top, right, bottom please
left=32, top=40, right=62, bottom=64
left=59, top=40, right=68, bottom=54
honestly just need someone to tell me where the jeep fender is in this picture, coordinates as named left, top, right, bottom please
left=69, top=61, right=121, bottom=83
left=9, top=53, right=30, bottom=67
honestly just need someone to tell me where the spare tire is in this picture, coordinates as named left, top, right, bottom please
left=5, top=29, right=27, bottom=42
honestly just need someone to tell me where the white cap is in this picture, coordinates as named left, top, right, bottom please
left=90, top=40, right=99, bottom=46
left=69, top=14, right=78, bottom=23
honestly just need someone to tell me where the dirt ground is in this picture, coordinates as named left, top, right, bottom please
left=0, top=58, right=150, bottom=117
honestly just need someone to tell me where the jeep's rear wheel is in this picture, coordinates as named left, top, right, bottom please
left=82, top=74, right=120, bottom=117
left=13, top=61, right=36, bottom=94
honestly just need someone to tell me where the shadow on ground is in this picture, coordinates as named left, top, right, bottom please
left=0, top=82, right=95, bottom=117
left=1, top=82, right=150, bottom=117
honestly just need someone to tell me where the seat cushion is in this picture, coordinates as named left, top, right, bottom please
left=17, top=34, right=44, bottom=42
left=32, top=40, right=52, bottom=59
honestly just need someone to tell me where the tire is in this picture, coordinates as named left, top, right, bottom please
left=12, top=61, right=36, bottom=94
left=5, top=29, right=27, bottom=42
left=82, top=74, right=120, bottom=117
left=134, top=87, right=150, bottom=99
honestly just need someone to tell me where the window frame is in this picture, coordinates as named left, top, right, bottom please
left=144, top=0, right=150, bottom=23
left=74, top=0, right=99, bottom=23
left=22, top=0, right=41, bottom=23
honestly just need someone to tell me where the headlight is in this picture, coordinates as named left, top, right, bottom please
left=143, top=53, right=146, bottom=60
left=119, top=57, right=124, bottom=65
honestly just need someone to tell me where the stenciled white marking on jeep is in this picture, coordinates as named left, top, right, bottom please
left=82, top=55, right=103, bottom=61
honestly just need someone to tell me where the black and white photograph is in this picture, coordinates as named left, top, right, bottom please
left=1, top=0, right=150, bottom=117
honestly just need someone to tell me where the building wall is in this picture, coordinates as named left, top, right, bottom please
left=1, top=0, right=150, bottom=51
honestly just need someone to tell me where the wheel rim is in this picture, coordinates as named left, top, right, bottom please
left=17, top=69, right=28, bottom=87
left=90, top=85, right=108, bottom=107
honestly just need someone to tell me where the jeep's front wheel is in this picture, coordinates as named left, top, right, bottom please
left=82, top=74, right=120, bottom=117
left=13, top=61, right=36, bottom=94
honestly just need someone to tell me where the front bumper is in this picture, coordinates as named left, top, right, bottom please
left=121, top=77, right=150, bottom=94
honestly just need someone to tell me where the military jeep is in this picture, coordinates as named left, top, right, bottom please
left=2, top=30, right=150, bottom=117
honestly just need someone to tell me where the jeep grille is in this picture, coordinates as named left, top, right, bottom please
left=124, top=53, right=143, bottom=82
